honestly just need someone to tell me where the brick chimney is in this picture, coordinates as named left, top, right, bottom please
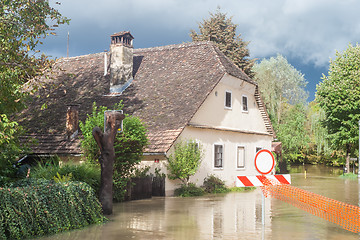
left=109, top=31, right=134, bottom=93
left=66, top=104, right=79, bottom=139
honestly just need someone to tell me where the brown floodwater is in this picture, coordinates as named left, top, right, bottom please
left=39, top=165, right=360, bottom=240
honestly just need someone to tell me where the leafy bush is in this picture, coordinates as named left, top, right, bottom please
left=0, top=179, right=104, bottom=239
left=30, top=161, right=101, bottom=194
left=167, top=140, right=203, bottom=185
left=0, top=114, right=26, bottom=180
left=202, top=175, right=229, bottom=193
left=174, top=183, right=205, bottom=197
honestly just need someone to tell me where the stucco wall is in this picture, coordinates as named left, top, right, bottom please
left=189, top=73, right=268, bottom=133
left=165, top=127, right=273, bottom=193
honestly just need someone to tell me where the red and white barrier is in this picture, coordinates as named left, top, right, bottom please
left=236, top=174, right=291, bottom=187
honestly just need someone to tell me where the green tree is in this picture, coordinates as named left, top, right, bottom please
left=79, top=102, right=148, bottom=202
left=167, top=140, right=203, bottom=185
left=0, top=0, right=69, bottom=114
left=253, top=54, right=308, bottom=129
left=307, top=101, right=331, bottom=156
left=0, top=0, right=68, bottom=174
left=277, top=104, right=309, bottom=163
left=190, top=8, right=255, bottom=77
left=316, top=43, right=360, bottom=171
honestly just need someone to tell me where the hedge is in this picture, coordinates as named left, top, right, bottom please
left=0, top=179, right=105, bottom=239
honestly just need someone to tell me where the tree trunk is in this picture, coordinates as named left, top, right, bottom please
left=92, top=111, right=124, bottom=215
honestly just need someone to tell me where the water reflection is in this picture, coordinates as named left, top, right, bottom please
left=40, top=165, right=359, bottom=240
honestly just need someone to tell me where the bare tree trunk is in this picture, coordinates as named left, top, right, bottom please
left=92, top=111, right=124, bottom=215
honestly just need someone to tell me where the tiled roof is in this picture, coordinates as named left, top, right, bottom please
left=18, top=41, right=273, bottom=155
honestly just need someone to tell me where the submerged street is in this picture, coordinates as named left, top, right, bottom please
left=40, top=165, right=359, bottom=240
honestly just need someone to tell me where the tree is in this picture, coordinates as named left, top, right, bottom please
left=253, top=54, right=309, bottom=164
left=253, top=54, right=308, bottom=129
left=276, top=104, right=309, bottom=163
left=190, top=8, right=255, bottom=77
left=0, top=0, right=69, bottom=115
left=93, top=111, right=124, bottom=215
left=0, top=0, right=68, bottom=173
left=316, top=43, right=360, bottom=172
left=167, top=140, right=203, bottom=186
left=79, top=102, right=148, bottom=210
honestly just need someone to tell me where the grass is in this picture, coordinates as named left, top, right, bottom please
left=228, top=186, right=257, bottom=192
left=339, top=172, right=359, bottom=180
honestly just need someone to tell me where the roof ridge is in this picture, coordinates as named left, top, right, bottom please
left=57, top=52, right=104, bottom=63
left=134, top=41, right=214, bottom=54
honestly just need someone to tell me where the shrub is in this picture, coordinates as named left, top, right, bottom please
left=30, top=161, right=101, bottom=194
left=174, top=183, right=205, bottom=197
left=0, top=179, right=105, bottom=239
left=167, top=140, right=203, bottom=185
left=202, top=175, right=230, bottom=193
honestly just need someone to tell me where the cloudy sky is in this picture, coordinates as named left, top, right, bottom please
left=40, top=0, right=360, bottom=101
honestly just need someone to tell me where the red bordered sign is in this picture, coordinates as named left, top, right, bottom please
left=254, top=149, right=275, bottom=175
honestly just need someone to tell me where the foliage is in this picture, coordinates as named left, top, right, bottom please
left=190, top=8, right=255, bottom=77
left=167, top=140, right=203, bottom=185
left=277, top=104, right=310, bottom=163
left=0, top=1, right=68, bottom=178
left=253, top=54, right=308, bottom=128
left=0, top=0, right=69, bottom=114
left=30, top=161, right=101, bottom=194
left=316, top=43, right=360, bottom=170
left=0, top=114, right=25, bottom=177
left=202, top=174, right=229, bottom=193
left=174, top=183, right=205, bottom=197
left=79, top=103, right=109, bottom=163
left=0, top=179, right=104, bottom=240
left=79, top=102, right=148, bottom=201
left=114, top=115, right=149, bottom=178
left=53, top=172, right=73, bottom=183
left=307, top=101, right=331, bottom=156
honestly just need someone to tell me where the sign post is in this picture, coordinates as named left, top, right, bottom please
left=254, top=149, right=275, bottom=227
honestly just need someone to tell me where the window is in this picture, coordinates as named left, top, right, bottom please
left=225, top=91, right=232, bottom=109
left=242, top=95, right=248, bottom=112
left=214, top=144, right=223, bottom=168
left=237, top=146, right=245, bottom=168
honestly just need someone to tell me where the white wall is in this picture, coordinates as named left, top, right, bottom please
left=189, top=73, right=269, bottom=134
left=142, top=74, right=273, bottom=196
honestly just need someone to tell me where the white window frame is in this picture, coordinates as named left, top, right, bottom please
left=236, top=145, right=246, bottom=169
left=242, top=95, right=248, bottom=112
left=214, top=144, right=224, bottom=169
left=225, top=90, right=232, bottom=109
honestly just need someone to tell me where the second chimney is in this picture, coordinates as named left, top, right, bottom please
left=109, top=31, right=134, bottom=93
left=66, top=104, right=79, bottom=139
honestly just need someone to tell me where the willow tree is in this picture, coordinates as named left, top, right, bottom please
left=253, top=54, right=308, bottom=129
left=190, top=9, right=255, bottom=77
left=316, top=44, right=360, bottom=172
left=253, top=54, right=309, bottom=163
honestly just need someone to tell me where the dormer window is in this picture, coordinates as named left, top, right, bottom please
left=242, top=95, right=248, bottom=112
left=225, top=91, right=232, bottom=109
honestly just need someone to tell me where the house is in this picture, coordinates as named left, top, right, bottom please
left=19, top=31, right=274, bottom=195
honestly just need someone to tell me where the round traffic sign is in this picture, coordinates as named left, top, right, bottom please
left=254, top=149, right=275, bottom=175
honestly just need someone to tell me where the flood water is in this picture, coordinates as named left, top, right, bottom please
left=40, top=165, right=360, bottom=240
